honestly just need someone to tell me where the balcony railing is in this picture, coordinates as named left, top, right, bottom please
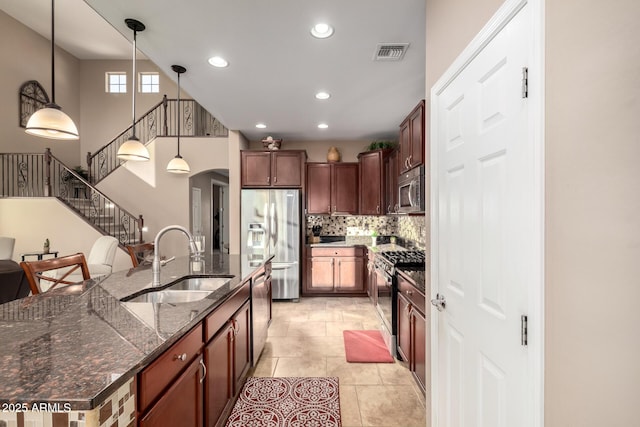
left=87, top=95, right=227, bottom=184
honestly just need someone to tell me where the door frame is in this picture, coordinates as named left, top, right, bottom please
left=429, top=0, right=545, bottom=425
left=210, top=177, right=229, bottom=253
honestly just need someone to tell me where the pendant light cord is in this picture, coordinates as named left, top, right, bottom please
left=131, top=28, right=137, bottom=139
left=177, top=72, right=181, bottom=156
left=50, top=0, right=55, bottom=104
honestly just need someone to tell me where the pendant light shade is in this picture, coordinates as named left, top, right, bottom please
left=167, top=65, right=190, bottom=174
left=117, top=19, right=150, bottom=162
left=25, top=0, right=78, bottom=140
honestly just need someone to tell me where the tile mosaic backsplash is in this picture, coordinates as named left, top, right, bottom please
left=306, top=214, right=426, bottom=247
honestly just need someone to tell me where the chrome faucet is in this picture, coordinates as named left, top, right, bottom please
left=152, top=225, right=198, bottom=287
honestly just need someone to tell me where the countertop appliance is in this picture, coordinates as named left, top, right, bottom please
left=241, top=189, right=301, bottom=300
left=398, top=166, right=425, bottom=214
left=374, top=249, right=426, bottom=357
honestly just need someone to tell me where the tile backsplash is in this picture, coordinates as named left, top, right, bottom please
left=306, top=214, right=426, bottom=248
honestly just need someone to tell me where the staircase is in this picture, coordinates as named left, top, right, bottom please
left=87, top=95, right=227, bottom=184
left=2, top=95, right=227, bottom=247
left=0, top=149, right=144, bottom=247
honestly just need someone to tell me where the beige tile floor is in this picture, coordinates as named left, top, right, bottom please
left=249, top=296, right=427, bottom=427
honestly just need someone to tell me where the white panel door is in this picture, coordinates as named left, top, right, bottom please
left=432, top=3, right=539, bottom=426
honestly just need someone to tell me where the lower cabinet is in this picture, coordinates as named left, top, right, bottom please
left=396, top=271, right=426, bottom=396
left=412, top=305, right=427, bottom=393
left=139, top=356, right=204, bottom=427
left=204, top=323, right=233, bottom=427
left=305, top=247, right=366, bottom=295
left=397, top=292, right=411, bottom=362
left=137, top=279, right=254, bottom=427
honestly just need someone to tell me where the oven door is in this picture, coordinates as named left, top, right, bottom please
left=375, top=266, right=397, bottom=357
left=375, top=268, right=393, bottom=332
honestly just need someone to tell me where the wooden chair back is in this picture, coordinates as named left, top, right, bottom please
left=20, top=253, right=91, bottom=295
left=125, top=243, right=155, bottom=268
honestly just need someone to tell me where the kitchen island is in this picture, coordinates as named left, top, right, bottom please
left=0, top=252, right=272, bottom=427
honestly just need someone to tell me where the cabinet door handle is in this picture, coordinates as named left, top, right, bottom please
left=274, top=176, right=277, bottom=183
left=387, top=204, right=392, bottom=214
left=334, top=205, right=337, bottom=212
left=376, top=205, right=380, bottom=214
left=174, top=353, right=187, bottom=362
left=199, top=358, right=206, bottom=384
left=406, top=290, right=413, bottom=296
left=267, top=176, right=270, bottom=184
left=328, top=205, right=331, bottom=212
left=408, top=155, right=413, bottom=167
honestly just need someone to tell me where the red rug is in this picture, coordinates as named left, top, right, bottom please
left=343, top=330, right=394, bottom=363
left=225, top=377, right=341, bottom=426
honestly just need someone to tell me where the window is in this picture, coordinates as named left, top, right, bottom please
left=106, top=72, right=126, bottom=93
left=139, top=72, right=159, bottom=93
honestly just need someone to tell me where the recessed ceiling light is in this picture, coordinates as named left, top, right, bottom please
left=208, top=56, right=228, bottom=68
left=311, top=23, right=334, bottom=39
left=256, top=123, right=267, bottom=129
left=318, top=123, right=329, bottom=129
left=315, top=92, right=331, bottom=100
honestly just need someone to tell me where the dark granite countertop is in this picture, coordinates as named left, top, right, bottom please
left=0, top=252, right=270, bottom=410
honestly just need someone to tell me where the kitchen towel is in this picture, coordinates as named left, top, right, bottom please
left=343, top=330, right=394, bottom=363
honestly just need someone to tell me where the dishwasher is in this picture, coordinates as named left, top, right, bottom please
left=251, top=263, right=272, bottom=366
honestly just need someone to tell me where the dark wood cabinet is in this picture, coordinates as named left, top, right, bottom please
left=358, top=149, right=392, bottom=215
left=396, top=271, right=426, bottom=396
left=241, top=150, right=306, bottom=188
left=232, top=300, right=251, bottom=394
left=137, top=275, right=256, bottom=427
left=138, top=324, right=203, bottom=416
left=306, top=163, right=358, bottom=215
left=204, top=323, right=233, bottom=427
left=397, top=292, right=411, bottom=362
left=139, top=356, right=204, bottom=427
left=399, top=100, right=425, bottom=173
left=385, top=148, right=399, bottom=214
left=412, top=304, right=427, bottom=393
left=305, top=246, right=366, bottom=295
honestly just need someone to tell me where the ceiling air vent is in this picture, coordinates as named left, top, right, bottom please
left=374, top=43, right=410, bottom=61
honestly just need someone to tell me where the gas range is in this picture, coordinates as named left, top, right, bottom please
left=374, top=250, right=426, bottom=276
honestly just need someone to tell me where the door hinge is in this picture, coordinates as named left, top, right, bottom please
left=521, top=67, right=528, bottom=99
left=521, top=315, right=528, bottom=346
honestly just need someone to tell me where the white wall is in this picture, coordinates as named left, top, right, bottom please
left=0, top=198, right=131, bottom=273
left=227, top=131, right=249, bottom=254
left=0, top=11, right=81, bottom=166
left=96, top=136, right=230, bottom=257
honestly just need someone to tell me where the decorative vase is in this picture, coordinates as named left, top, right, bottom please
left=327, top=146, right=341, bottom=162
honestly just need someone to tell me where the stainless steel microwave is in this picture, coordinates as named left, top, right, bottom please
left=398, top=166, right=425, bottom=214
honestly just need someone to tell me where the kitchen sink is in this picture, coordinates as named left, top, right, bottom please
left=122, top=276, right=233, bottom=304
left=126, top=289, right=214, bottom=304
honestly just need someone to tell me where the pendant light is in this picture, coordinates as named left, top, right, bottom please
left=117, top=19, right=150, bottom=161
left=25, top=0, right=79, bottom=140
left=166, top=65, right=190, bottom=174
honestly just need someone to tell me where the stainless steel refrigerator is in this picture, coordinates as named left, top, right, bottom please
left=241, top=189, right=300, bottom=300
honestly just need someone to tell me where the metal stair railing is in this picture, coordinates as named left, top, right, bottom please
left=0, top=149, right=144, bottom=247
left=87, top=95, right=228, bottom=184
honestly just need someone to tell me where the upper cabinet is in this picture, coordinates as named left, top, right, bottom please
left=306, top=163, right=358, bottom=215
left=399, top=100, right=425, bottom=173
left=385, top=148, right=399, bottom=214
left=358, top=149, right=393, bottom=215
left=241, top=150, right=307, bottom=188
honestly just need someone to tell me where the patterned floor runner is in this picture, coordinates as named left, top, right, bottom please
left=225, top=377, right=341, bottom=426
